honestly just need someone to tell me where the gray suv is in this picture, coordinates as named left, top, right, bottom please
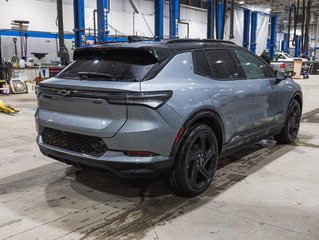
left=35, top=39, right=302, bottom=197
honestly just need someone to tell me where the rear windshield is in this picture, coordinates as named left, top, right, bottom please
left=56, top=50, right=159, bottom=82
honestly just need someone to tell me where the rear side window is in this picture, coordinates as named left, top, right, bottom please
left=193, top=50, right=212, bottom=78
left=205, top=49, right=243, bottom=79
left=57, top=50, right=159, bottom=82
left=234, top=50, right=270, bottom=79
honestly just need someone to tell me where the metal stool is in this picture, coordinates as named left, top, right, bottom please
left=0, top=79, right=9, bottom=95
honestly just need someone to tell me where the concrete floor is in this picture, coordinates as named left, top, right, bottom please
left=0, top=76, right=319, bottom=240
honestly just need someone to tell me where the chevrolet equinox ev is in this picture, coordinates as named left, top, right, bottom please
left=35, top=39, right=302, bottom=197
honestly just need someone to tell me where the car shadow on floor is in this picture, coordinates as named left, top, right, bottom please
left=0, top=140, right=296, bottom=240
left=70, top=140, right=277, bottom=201
left=43, top=140, right=296, bottom=239
left=72, top=140, right=282, bottom=193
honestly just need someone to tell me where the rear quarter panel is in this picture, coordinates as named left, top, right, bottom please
left=141, top=52, right=216, bottom=151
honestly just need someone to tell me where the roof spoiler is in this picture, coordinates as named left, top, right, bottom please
left=73, top=47, right=172, bottom=62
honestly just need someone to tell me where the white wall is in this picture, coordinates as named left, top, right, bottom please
left=0, top=0, right=272, bottom=61
left=0, top=0, right=206, bottom=62
left=104, top=1, right=208, bottom=38
left=0, top=0, right=209, bottom=63
left=0, top=0, right=96, bottom=33
left=0, top=0, right=207, bottom=37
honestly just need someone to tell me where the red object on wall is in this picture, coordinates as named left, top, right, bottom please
left=49, top=66, right=65, bottom=78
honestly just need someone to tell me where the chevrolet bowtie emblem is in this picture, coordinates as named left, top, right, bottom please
left=58, top=89, right=71, bottom=96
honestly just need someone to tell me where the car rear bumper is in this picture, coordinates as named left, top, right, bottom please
left=38, top=137, right=173, bottom=177
left=35, top=99, right=183, bottom=176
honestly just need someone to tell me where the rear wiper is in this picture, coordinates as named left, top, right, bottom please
left=78, top=72, right=112, bottom=79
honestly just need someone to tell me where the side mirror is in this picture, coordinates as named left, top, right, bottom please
left=275, top=70, right=287, bottom=82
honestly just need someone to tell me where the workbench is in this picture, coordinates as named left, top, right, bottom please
left=12, top=67, right=49, bottom=81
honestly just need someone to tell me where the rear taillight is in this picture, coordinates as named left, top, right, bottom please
left=280, top=63, right=286, bottom=68
left=106, top=91, right=173, bottom=109
left=124, top=151, right=157, bottom=157
left=36, top=86, right=172, bottom=110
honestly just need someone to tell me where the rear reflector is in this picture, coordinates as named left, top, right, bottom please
left=175, top=127, right=185, bottom=144
left=280, top=63, right=286, bottom=68
left=124, top=151, right=157, bottom=157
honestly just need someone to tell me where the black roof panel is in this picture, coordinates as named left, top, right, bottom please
left=74, top=39, right=238, bottom=61
left=165, top=39, right=237, bottom=51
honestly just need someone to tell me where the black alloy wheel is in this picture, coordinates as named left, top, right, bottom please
left=288, top=101, right=301, bottom=140
left=186, top=132, right=217, bottom=190
left=274, top=99, right=301, bottom=144
left=167, top=124, right=219, bottom=197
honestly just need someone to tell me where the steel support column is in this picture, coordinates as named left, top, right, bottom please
left=285, top=32, right=289, bottom=53
left=315, top=14, right=319, bottom=60
left=207, top=0, right=215, bottom=39
left=250, top=11, right=258, bottom=53
left=216, top=0, right=224, bottom=39
left=57, top=0, right=69, bottom=65
left=281, top=33, right=289, bottom=53
left=169, top=0, right=179, bottom=38
left=281, top=39, right=285, bottom=52
left=73, top=0, right=85, bottom=48
left=269, top=15, right=277, bottom=61
left=154, top=0, right=164, bottom=40
left=97, top=0, right=108, bottom=43
left=303, top=0, right=311, bottom=56
left=229, top=0, right=234, bottom=39
left=207, top=0, right=212, bottom=38
left=243, top=9, right=251, bottom=49
left=294, top=35, right=301, bottom=57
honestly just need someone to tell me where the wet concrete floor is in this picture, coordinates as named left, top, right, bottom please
left=1, top=76, right=319, bottom=240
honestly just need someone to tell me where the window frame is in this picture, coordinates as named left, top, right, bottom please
left=192, top=50, right=214, bottom=79
left=203, top=48, right=246, bottom=81
left=232, top=49, right=275, bottom=80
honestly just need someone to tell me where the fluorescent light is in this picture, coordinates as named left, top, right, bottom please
left=238, top=1, right=245, bottom=4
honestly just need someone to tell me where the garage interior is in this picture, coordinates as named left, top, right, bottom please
left=1, top=0, right=319, bottom=239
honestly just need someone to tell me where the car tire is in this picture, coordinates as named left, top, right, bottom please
left=167, top=124, right=219, bottom=197
left=274, top=99, right=301, bottom=144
